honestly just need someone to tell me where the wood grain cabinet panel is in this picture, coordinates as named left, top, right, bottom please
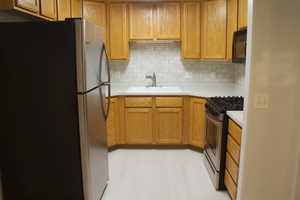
left=228, top=119, right=242, bottom=145
left=238, top=0, right=248, bottom=29
left=57, top=0, right=71, bottom=20
left=15, top=0, right=39, bottom=13
left=226, top=0, right=238, bottom=60
left=40, top=0, right=57, bottom=20
left=156, top=2, right=180, bottom=40
left=201, top=0, right=227, bottom=60
left=109, top=3, right=129, bottom=60
left=129, top=3, right=154, bottom=40
left=125, top=108, right=153, bottom=144
left=224, top=169, right=237, bottom=200
left=226, top=152, right=239, bottom=183
left=155, top=97, right=183, bottom=108
left=227, top=134, right=241, bottom=165
left=189, top=98, right=206, bottom=148
left=83, top=1, right=106, bottom=28
left=107, top=98, right=119, bottom=148
left=71, top=0, right=82, bottom=18
left=181, top=2, right=201, bottom=59
left=125, top=97, right=152, bottom=108
left=155, top=108, right=182, bottom=144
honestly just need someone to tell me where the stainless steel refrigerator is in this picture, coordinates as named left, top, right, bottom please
left=0, top=19, right=110, bottom=200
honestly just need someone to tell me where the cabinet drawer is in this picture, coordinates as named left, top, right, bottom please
left=224, top=169, right=237, bottom=200
left=228, top=119, right=242, bottom=145
left=227, top=134, right=241, bottom=165
left=226, top=152, right=239, bottom=184
left=155, top=97, right=183, bottom=107
left=125, top=97, right=152, bottom=107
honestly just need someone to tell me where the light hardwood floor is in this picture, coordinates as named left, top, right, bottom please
left=102, top=149, right=230, bottom=200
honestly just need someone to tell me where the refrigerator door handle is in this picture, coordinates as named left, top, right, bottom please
left=99, top=82, right=111, bottom=120
left=99, top=44, right=111, bottom=84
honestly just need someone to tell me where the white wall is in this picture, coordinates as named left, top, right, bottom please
left=238, top=0, right=300, bottom=200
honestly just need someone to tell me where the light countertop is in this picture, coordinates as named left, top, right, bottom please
left=227, top=111, right=244, bottom=127
left=111, top=83, right=244, bottom=98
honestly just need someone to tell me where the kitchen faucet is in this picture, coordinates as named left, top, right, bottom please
left=145, top=72, right=157, bottom=87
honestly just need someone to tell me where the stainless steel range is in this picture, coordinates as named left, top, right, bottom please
left=204, top=97, right=244, bottom=190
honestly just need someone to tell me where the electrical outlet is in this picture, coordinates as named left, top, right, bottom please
left=254, top=94, right=269, bottom=109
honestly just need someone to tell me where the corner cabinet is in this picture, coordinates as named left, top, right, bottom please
left=181, top=2, right=201, bottom=59
left=201, top=0, right=227, bottom=60
left=109, top=3, right=129, bottom=60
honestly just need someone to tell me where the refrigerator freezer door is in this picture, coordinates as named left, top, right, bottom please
left=77, top=88, right=108, bottom=200
left=75, top=19, right=105, bottom=93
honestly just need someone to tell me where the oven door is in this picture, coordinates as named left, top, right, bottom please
left=204, top=112, right=224, bottom=172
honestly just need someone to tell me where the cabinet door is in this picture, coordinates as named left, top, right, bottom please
left=129, top=3, right=154, bottom=40
left=227, top=0, right=238, bottom=60
left=155, top=108, right=182, bottom=144
left=156, top=2, right=180, bottom=40
left=107, top=98, right=119, bottom=147
left=238, top=0, right=247, bottom=29
left=15, top=0, right=39, bottom=13
left=189, top=98, right=206, bottom=148
left=181, top=2, right=201, bottom=59
left=109, top=3, right=129, bottom=60
left=83, top=1, right=106, bottom=28
left=71, top=0, right=82, bottom=18
left=40, top=0, right=57, bottom=20
left=57, top=0, right=71, bottom=20
left=125, top=108, right=153, bottom=144
left=201, top=0, right=227, bottom=60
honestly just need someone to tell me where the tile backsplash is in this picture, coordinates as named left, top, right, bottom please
left=110, top=42, right=245, bottom=90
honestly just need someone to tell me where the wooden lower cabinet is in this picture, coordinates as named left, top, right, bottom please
left=107, top=98, right=119, bottom=148
left=108, top=96, right=206, bottom=148
left=125, top=108, right=153, bottom=144
left=189, top=98, right=206, bottom=148
left=155, top=108, right=182, bottom=144
left=225, top=119, right=242, bottom=200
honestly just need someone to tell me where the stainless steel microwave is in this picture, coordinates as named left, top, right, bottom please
left=232, top=28, right=247, bottom=63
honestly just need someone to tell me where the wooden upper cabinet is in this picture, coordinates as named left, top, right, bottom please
left=40, top=0, right=57, bottom=20
left=57, top=0, right=71, bottom=20
left=129, top=3, right=154, bottom=40
left=125, top=108, right=153, bottom=144
left=201, top=0, right=227, bottom=60
left=155, top=108, right=182, bottom=144
left=156, top=2, right=180, bottom=40
left=109, top=3, right=129, bottom=60
left=71, top=0, right=83, bottom=18
left=15, top=0, right=39, bottom=13
left=181, top=2, right=201, bottom=59
left=189, top=98, right=206, bottom=148
left=227, top=0, right=238, bottom=60
left=83, top=1, right=106, bottom=28
left=238, top=0, right=248, bottom=28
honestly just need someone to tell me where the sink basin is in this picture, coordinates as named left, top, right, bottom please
left=127, top=86, right=183, bottom=94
